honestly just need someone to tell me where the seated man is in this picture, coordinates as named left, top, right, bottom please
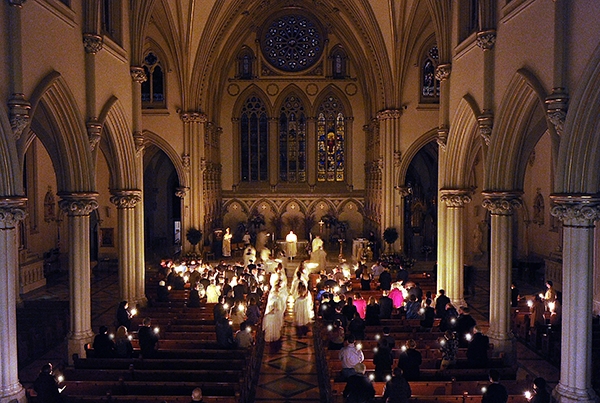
left=138, top=317, right=159, bottom=358
left=339, top=334, right=364, bottom=379
left=343, top=363, right=375, bottom=403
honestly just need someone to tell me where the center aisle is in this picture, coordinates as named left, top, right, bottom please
left=254, top=276, right=322, bottom=403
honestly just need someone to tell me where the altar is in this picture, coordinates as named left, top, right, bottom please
left=276, top=240, right=309, bottom=258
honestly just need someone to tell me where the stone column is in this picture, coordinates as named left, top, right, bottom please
left=482, top=192, right=522, bottom=364
left=440, top=189, right=472, bottom=307
left=0, top=197, right=26, bottom=403
left=58, top=193, right=98, bottom=364
left=376, top=109, right=402, bottom=251
left=110, top=190, right=141, bottom=305
left=130, top=67, right=147, bottom=307
left=550, top=195, right=600, bottom=403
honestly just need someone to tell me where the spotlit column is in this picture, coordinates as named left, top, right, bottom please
left=59, top=193, right=98, bottom=365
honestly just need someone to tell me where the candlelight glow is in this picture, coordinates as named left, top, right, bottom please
left=401, top=345, right=407, bottom=351
left=128, top=335, right=133, bottom=341
left=356, top=343, right=362, bottom=350
left=369, top=374, right=375, bottom=381
left=153, top=327, right=160, bottom=333
left=57, top=375, right=64, bottom=383
left=238, top=304, right=245, bottom=311
left=419, top=308, right=425, bottom=315
left=386, top=375, right=392, bottom=382
left=109, top=334, right=114, bottom=339
left=450, top=318, right=456, bottom=325
left=538, top=293, right=544, bottom=299
left=465, top=333, right=472, bottom=341
left=525, top=391, right=532, bottom=400
left=327, top=325, right=333, bottom=331
left=481, top=387, right=487, bottom=393
left=229, top=320, right=233, bottom=326
left=373, top=347, right=378, bottom=353
left=527, top=300, right=533, bottom=308
left=130, top=308, right=137, bottom=316
left=375, top=334, right=380, bottom=340
left=333, top=286, right=340, bottom=293
left=224, top=304, right=229, bottom=310
left=548, top=302, right=555, bottom=312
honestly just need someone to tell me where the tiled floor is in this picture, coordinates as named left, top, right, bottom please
left=254, top=297, right=321, bottom=402
left=17, top=257, right=560, bottom=400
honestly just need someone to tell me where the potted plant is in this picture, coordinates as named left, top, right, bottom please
left=186, top=227, right=203, bottom=253
left=383, top=227, right=399, bottom=253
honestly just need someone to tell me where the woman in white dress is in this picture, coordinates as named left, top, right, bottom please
left=222, top=228, right=232, bottom=257
left=293, top=282, right=314, bottom=337
left=263, top=282, right=285, bottom=352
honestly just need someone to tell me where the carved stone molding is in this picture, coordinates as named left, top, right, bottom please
left=130, top=66, right=147, bottom=83
left=8, top=93, right=31, bottom=140
left=477, top=110, right=494, bottom=146
left=436, top=126, right=448, bottom=150
left=182, top=154, right=190, bottom=169
left=0, top=197, right=27, bottom=229
left=58, top=193, right=99, bottom=216
left=175, top=187, right=189, bottom=198
left=110, top=190, right=142, bottom=209
left=86, top=119, right=102, bottom=151
left=83, top=33, right=103, bottom=54
left=200, top=157, right=208, bottom=172
left=435, top=63, right=451, bottom=81
left=440, top=189, right=472, bottom=207
left=179, top=111, right=207, bottom=123
left=550, top=194, right=600, bottom=226
left=482, top=192, right=523, bottom=215
left=376, top=109, right=402, bottom=121
left=133, top=131, right=144, bottom=154
left=393, top=150, right=401, bottom=167
left=476, top=30, right=497, bottom=50
left=397, top=186, right=412, bottom=198
left=545, top=88, right=569, bottom=137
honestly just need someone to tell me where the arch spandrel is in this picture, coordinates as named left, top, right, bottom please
left=557, top=42, right=600, bottom=194
left=397, top=128, right=438, bottom=188
left=98, top=97, right=138, bottom=191
left=485, top=69, right=549, bottom=193
left=0, top=103, right=23, bottom=196
left=443, top=95, right=482, bottom=189
left=27, top=71, right=95, bottom=194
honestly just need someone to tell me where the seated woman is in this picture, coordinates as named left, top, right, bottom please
left=328, top=319, right=345, bottom=350
left=114, top=326, right=133, bottom=358
left=365, top=296, right=381, bottom=326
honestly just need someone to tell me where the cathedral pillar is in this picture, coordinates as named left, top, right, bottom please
left=130, top=66, right=147, bottom=307
left=180, top=111, right=207, bottom=253
left=58, top=193, right=99, bottom=365
left=440, top=189, right=472, bottom=307
left=0, top=197, right=26, bottom=403
left=110, top=190, right=142, bottom=305
left=482, top=191, right=522, bottom=364
left=376, top=109, right=402, bottom=251
left=550, top=195, right=600, bottom=403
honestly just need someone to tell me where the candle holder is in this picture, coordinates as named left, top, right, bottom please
left=338, top=238, right=345, bottom=262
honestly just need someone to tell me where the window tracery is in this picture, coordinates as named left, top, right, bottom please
left=421, top=45, right=440, bottom=103
left=317, top=94, right=345, bottom=182
left=142, top=52, right=165, bottom=108
left=240, top=96, right=269, bottom=182
left=279, top=95, right=306, bottom=183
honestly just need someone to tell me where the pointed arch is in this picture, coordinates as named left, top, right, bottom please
left=274, top=84, right=312, bottom=113
left=443, top=95, right=482, bottom=188
left=279, top=198, right=308, bottom=216
left=337, top=198, right=365, bottom=216
left=232, top=85, right=273, bottom=118
left=142, top=130, right=188, bottom=190
left=307, top=198, right=338, bottom=217
left=0, top=104, right=22, bottom=195
left=557, top=42, right=600, bottom=193
left=398, top=128, right=439, bottom=187
left=312, top=85, right=353, bottom=118
left=98, top=97, right=138, bottom=190
left=27, top=71, right=94, bottom=193
left=485, top=69, right=549, bottom=191
left=222, top=198, right=250, bottom=217
left=276, top=86, right=310, bottom=183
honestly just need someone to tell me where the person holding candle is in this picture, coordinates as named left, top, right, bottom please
left=382, top=367, right=412, bottom=403
left=114, top=326, right=133, bottom=358
left=397, top=339, right=422, bottom=381
left=527, top=377, right=550, bottom=403
left=138, top=317, right=159, bottom=358
left=33, top=363, right=63, bottom=403
left=482, top=369, right=508, bottom=403
left=116, top=301, right=133, bottom=330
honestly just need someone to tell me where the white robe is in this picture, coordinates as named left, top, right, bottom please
left=294, top=294, right=314, bottom=327
left=263, top=290, right=285, bottom=342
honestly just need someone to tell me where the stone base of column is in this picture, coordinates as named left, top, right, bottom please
left=0, top=382, right=26, bottom=403
left=488, top=334, right=516, bottom=366
left=136, top=295, right=148, bottom=308
left=68, top=332, right=94, bottom=365
left=552, top=383, right=599, bottom=403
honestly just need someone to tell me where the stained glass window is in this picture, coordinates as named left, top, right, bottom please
left=237, top=48, right=254, bottom=79
left=421, top=45, right=440, bottom=102
left=142, top=52, right=165, bottom=108
left=331, top=47, right=348, bottom=79
left=279, top=95, right=306, bottom=182
left=317, top=95, right=345, bottom=182
left=241, top=96, right=269, bottom=182
left=261, top=14, right=323, bottom=72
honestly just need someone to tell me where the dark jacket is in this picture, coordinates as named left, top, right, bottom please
left=33, top=372, right=62, bottom=403
left=382, top=374, right=412, bottom=403
left=343, top=373, right=375, bottom=403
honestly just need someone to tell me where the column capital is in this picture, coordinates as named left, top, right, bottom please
left=397, top=186, right=412, bottom=198
left=0, top=197, right=27, bottom=229
left=482, top=191, right=523, bottom=215
left=440, top=189, right=473, bottom=207
left=8, top=93, right=31, bottom=141
left=58, top=193, right=99, bottom=216
left=86, top=118, right=102, bottom=151
left=130, top=66, right=147, bottom=83
left=83, top=33, right=103, bottom=54
left=175, top=187, right=190, bottom=198
left=8, top=0, right=26, bottom=7
left=110, top=190, right=142, bottom=209
left=376, top=109, right=402, bottom=121
left=178, top=110, right=207, bottom=123
left=477, top=109, right=494, bottom=146
left=435, top=63, right=452, bottom=81
left=545, top=88, right=569, bottom=137
left=550, top=193, right=600, bottom=226
left=436, top=126, right=448, bottom=150
left=476, top=30, right=497, bottom=50
left=133, top=131, right=144, bottom=154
